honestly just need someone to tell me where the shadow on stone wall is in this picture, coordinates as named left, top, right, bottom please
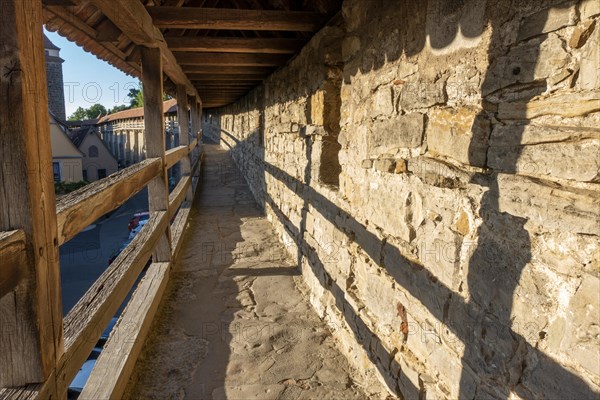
left=202, top=0, right=597, bottom=397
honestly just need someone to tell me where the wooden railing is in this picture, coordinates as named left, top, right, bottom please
left=0, top=141, right=202, bottom=400
left=0, top=3, right=206, bottom=399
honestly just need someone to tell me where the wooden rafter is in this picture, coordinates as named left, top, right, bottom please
left=89, top=0, right=200, bottom=99
left=147, top=7, right=330, bottom=31
left=175, top=52, right=289, bottom=66
left=166, top=36, right=304, bottom=53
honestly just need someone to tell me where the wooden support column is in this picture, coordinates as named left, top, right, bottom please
left=141, top=47, right=172, bottom=262
left=176, top=85, right=193, bottom=201
left=0, top=0, right=64, bottom=390
left=190, top=98, right=199, bottom=166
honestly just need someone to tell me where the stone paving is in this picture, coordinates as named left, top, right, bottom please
left=125, top=144, right=387, bottom=399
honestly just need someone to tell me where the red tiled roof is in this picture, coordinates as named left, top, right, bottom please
left=97, top=99, right=177, bottom=124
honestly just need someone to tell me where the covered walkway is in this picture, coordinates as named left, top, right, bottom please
left=125, top=143, right=386, bottom=399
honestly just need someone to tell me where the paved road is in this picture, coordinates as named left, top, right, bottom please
left=60, top=189, right=149, bottom=315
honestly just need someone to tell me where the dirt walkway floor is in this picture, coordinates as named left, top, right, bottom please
left=125, top=144, right=387, bottom=399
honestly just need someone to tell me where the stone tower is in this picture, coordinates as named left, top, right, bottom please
left=44, top=34, right=66, bottom=121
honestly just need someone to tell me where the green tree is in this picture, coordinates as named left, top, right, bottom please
left=109, top=104, right=131, bottom=114
left=68, top=106, right=87, bottom=121
left=87, top=103, right=107, bottom=118
left=67, top=104, right=107, bottom=120
left=128, top=87, right=143, bottom=108
left=126, top=84, right=170, bottom=109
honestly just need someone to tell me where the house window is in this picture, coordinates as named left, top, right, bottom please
left=52, top=162, right=61, bottom=182
left=98, top=169, right=107, bottom=179
left=89, top=145, right=99, bottom=158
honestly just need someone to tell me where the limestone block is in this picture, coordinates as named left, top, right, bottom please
left=407, top=156, right=474, bottom=189
left=517, top=4, right=577, bottom=42
left=580, top=0, right=600, bottom=20
left=488, top=124, right=600, bottom=182
left=352, top=256, right=400, bottom=332
left=361, top=159, right=373, bottom=169
left=483, top=34, right=570, bottom=95
left=532, top=231, right=599, bottom=277
left=427, top=107, right=490, bottom=167
left=310, top=90, right=325, bottom=125
left=549, top=275, right=600, bottom=378
left=370, top=86, right=394, bottom=118
left=373, top=158, right=395, bottom=173
left=496, top=173, right=600, bottom=235
left=397, top=81, right=447, bottom=111
left=497, top=92, right=600, bottom=119
left=580, top=24, right=600, bottom=90
left=414, top=216, right=463, bottom=290
left=569, top=19, right=596, bottom=49
left=369, top=113, right=425, bottom=155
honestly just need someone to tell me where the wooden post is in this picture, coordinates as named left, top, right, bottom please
left=0, top=0, right=64, bottom=389
left=190, top=98, right=199, bottom=166
left=141, top=47, right=172, bottom=262
left=176, top=85, right=193, bottom=201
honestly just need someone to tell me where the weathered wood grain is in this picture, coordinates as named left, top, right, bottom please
left=56, top=158, right=162, bottom=245
left=165, top=138, right=197, bottom=170
left=0, top=0, right=63, bottom=389
left=171, top=202, right=193, bottom=259
left=58, top=211, right=168, bottom=396
left=175, top=52, right=289, bottom=67
left=0, top=230, right=26, bottom=299
left=142, top=47, right=172, bottom=263
left=166, top=37, right=304, bottom=54
left=90, top=0, right=199, bottom=98
left=148, top=7, right=329, bottom=31
left=79, top=262, right=170, bottom=399
left=177, top=85, right=194, bottom=202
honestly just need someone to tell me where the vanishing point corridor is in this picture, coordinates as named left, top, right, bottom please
left=125, top=143, right=387, bottom=399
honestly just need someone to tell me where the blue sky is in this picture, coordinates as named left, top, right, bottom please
left=44, top=28, right=140, bottom=119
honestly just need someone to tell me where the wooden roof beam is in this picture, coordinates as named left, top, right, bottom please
left=147, top=7, right=330, bottom=31
left=182, top=65, right=275, bottom=74
left=89, top=0, right=199, bottom=99
left=175, top=52, right=288, bottom=66
left=187, top=74, right=266, bottom=81
left=166, top=37, right=304, bottom=54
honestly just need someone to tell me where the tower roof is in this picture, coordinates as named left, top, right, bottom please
left=43, top=33, right=60, bottom=51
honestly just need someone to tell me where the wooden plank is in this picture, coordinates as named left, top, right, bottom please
left=168, top=176, right=192, bottom=220
left=95, top=18, right=122, bottom=42
left=147, top=7, right=329, bottom=32
left=171, top=202, right=192, bottom=259
left=175, top=52, right=289, bottom=67
left=188, top=74, right=265, bottom=81
left=79, top=262, right=170, bottom=400
left=89, top=0, right=199, bottom=99
left=166, top=36, right=304, bottom=54
left=182, top=65, right=274, bottom=74
left=142, top=47, right=172, bottom=263
left=177, top=85, right=194, bottom=202
left=0, top=230, right=26, bottom=299
left=0, top=0, right=63, bottom=390
left=165, top=145, right=189, bottom=170
left=59, top=211, right=169, bottom=396
left=165, top=138, right=198, bottom=170
left=56, top=158, right=162, bottom=245
left=168, top=145, right=202, bottom=220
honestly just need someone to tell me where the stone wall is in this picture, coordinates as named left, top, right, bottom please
left=204, top=0, right=600, bottom=398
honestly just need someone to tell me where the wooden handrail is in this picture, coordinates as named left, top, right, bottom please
left=168, top=147, right=202, bottom=219
left=165, top=138, right=198, bottom=170
left=79, top=262, right=170, bottom=399
left=0, top=230, right=26, bottom=299
left=58, top=211, right=169, bottom=396
left=56, top=158, right=162, bottom=245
